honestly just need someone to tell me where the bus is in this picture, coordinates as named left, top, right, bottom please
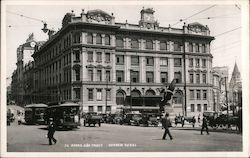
left=46, top=102, right=80, bottom=129
left=24, top=104, right=48, bottom=125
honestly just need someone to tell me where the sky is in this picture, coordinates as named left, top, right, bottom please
left=4, top=1, right=244, bottom=86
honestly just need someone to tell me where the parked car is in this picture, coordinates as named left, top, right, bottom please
left=121, top=113, right=142, bottom=126
left=83, top=112, right=102, bottom=127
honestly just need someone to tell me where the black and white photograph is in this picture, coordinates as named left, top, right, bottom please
left=1, top=0, right=249, bottom=157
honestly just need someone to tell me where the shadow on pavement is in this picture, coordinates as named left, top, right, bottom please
left=172, top=127, right=241, bottom=134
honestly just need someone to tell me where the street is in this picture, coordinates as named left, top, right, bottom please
left=7, top=121, right=242, bottom=152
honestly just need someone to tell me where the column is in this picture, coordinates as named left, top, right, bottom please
left=140, top=56, right=145, bottom=83
left=125, top=55, right=131, bottom=82
left=111, top=50, right=116, bottom=82
left=168, top=57, right=174, bottom=82
left=101, top=34, right=105, bottom=46
left=93, top=33, right=97, bottom=45
left=154, top=57, right=160, bottom=83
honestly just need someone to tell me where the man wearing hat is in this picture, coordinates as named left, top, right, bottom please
left=161, top=112, right=173, bottom=140
left=48, top=118, right=57, bottom=145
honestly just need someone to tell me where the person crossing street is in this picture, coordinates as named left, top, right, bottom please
left=47, top=118, right=57, bottom=145
left=162, top=113, right=173, bottom=140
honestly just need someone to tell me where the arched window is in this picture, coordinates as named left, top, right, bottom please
left=173, top=91, right=183, bottom=104
left=116, top=91, right=125, bottom=105
left=146, top=40, right=153, bottom=49
left=105, top=35, right=110, bottom=45
left=116, top=37, right=124, bottom=48
left=96, top=34, right=102, bottom=45
left=145, top=89, right=156, bottom=96
left=160, top=41, right=167, bottom=50
left=131, top=90, right=141, bottom=97
left=131, top=39, right=139, bottom=49
left=87, top=33, right=93, bottom=44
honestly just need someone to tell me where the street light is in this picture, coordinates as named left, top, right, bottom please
left=129, top=69, right=134, bottom=113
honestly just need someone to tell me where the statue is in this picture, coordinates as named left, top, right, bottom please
left=159, top=79, right=176, bottom=112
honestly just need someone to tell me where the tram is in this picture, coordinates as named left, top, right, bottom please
left=24, top=104, right=48, bottom=125
left=46, top=102, right=81, bottom=129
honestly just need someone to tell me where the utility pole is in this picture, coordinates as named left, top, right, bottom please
left=224, top=77, right=230, bottom=127
left=182, top=34, right=187, bottom=117
left=105, top=74, right=108, bottom=114
left=129, top=69, right=133, bottom=113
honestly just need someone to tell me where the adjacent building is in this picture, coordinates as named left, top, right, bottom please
left=31, top=8, right=215, bottom=116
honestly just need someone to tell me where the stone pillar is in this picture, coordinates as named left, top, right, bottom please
left=111, top=50, right=116, bottom=82
left=111, top=35, right=115, bottom=47
left=155, top=57, right=160, bottom=83
left=168, top=57, right=174, bottom=82
left=140, top=56, right=145, bottom=83
left=93, top=33, right=97, bottom=45
left=101, top=34, right=105, bottom=46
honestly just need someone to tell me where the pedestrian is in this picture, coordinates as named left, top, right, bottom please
left=174, top=115, right=178, bottom=127
left=201, top=114, right=209, bottom=135
left=17, top=114, right=21, bottom=125
left=181, top=116, right=185, bottom=127
left=198, top=114, right=201, bottom=123
left=192, top=116, right=196, bottom=128
left=47, top=118, right=57, bottom=145
left=162, top=113, right=173, bottom=140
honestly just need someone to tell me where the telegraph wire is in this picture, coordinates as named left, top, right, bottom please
left=211, top=40, right=241, bottom=51
left=171, top=5, right=216, bottom=26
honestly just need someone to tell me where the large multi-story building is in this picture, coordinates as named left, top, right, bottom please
left=32, top=8, right=214, bottom=116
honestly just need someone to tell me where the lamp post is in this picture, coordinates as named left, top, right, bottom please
left=129, top=69, right=133, bottom=113
left=105, top=73, right=108, bottom=114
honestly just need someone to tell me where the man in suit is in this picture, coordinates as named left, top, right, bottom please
left=48, top=118, right=57, bottom=145
left=162, top=113, right=173, bottom=140
left=201, top=114, right=209, bottom=135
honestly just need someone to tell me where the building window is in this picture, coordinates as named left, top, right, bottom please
left=97, top=106, right=103, bottom=112
left=189, top=42, right=193, bottom=52
left=105, top=35, right=110, bottom=45
left=106, top=106, right=111, bottom=112
left=173, top=91, right=183, bottom=104
left=174, top=72, right=182, bottom=83
left=116, top=91, right=125, bottom=105
left=116, top=71, right=124, bottom=82
left=87, top=33, right=93, bottom=44
left=97, top=89, right=102, bottom=100
left=74, top=50, right=80, bottom=62
left=88, top=106, right=94, bottom=112
left=74, top=88, right=80, bottom=100
left=116, top=55, right=124, bottom=65
left=195, top=43, right=200, bottom=52
left=189, top=58, right=193, bottom=67
left=131, top=71, right=139, bottom=83
left=106, top=70, right=111, bottom=82
left=202, top=73, right=207, bottom=84
left=131, top=56, right=139, bottom=65
left=87, top=52, right=93, bottom=62
left=146, top=57, right=154, bottom=66
left=73, top=32, right=81, bottom=43
left=196, top=58, right=200, bottom=67
left=75, top=67, right=80, bottom=81
left=201, top=44, right=206, bottom=53
left=131, top=39, right=139, bottom=49
left=191, top=104, right=195, bottom=112
left=174, top=41, right=182, bottom=51
left=88, top=89, right=93, bottom=101
left=106, top=89, right=111, bottom=100
left=96, top=34, right=102, bottom=45
left=97, top=70, right=102, bottom=81
left=146, top=40, right=153, bottom=49
left=174, top=58, right=182, bottom=67
left=204, top=104, right=207, bottom=111
left=116, top=37, right=124, bottom=48
left=197, top=104, right=201, bottom=112
left=160, top=58, right=168, bottom=66
left=160, top=41, right=167, bottom=50
left=202, top=59, right=206, bottom=67
left=96, top=52, right=102, bottom=62
left=203, top=90, right=207, bottom=100
left=88, top=69, right=93, bottom=81
left=146, top=72, right=154, bottom=83
left=190, top=90, right=194, bottom=100
left=160, top=72, right=168, bottom=83
left=196, top=90, right=201, bottom=100
left=196, top=74, right=200, bottom=84
left=105, top=53, right=110, bottom=63
left=189, top=73, right=194, bottom=83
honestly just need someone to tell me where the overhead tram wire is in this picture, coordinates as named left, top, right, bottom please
left=214, top=27, right=241, bottom=37
left=171, top=5, right=216, bottom=26
left=7, top=10, right=46, bottom=24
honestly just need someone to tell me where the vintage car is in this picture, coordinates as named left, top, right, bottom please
left=121, top=113, right=142, bottom=126
left=83, top=112, right=102, bottom=127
